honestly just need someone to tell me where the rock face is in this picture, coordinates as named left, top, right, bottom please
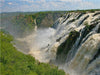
left=29, top=11, right=100, bottom=75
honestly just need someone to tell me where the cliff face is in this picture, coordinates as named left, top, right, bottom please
left=36, top=12, right=65, bottom=27
left=29, top=11, right=100, bottom=75
left=1, top=11, right=65, bottom=37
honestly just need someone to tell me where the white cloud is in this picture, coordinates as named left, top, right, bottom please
left=27, top=0, right=46, bottom=3
left=60, top=0, right=82, bottom=2
left=40, top=0, right=46, bottom=2
left=20, top=0, right=34, bottom=3
left=8, top=2, right=12, bottom=5
left=21, top=0, right=46, bottom=3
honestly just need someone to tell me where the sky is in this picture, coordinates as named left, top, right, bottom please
left=0, top=0, right=100, bottom=12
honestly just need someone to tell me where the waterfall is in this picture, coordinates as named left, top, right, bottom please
left=46, top=11, right=100, bottom=75
left=13, top=11, right=100, bottom=75
left=65, top=34, right=100, bottom=75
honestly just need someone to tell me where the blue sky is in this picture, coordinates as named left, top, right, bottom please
left=0, top=0, right=100, bottom=12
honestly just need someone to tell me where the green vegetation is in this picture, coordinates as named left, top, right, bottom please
left=84, top=21, right=97, bottom=32
left=1, top=11, right=65, bottom=37
left=13, top=11, right=66, bottom=27
left=82, top=22, right=97, bottom=40
left=0, top=31, right=65, bottom=75
left=57, top=30, right=79, bottom=55
left=56, top=30, right=80, bottom=63
left=12, top=14, right=35, bottom=32
left=1, top=9, right=99, bottom=35
left=84, top=22, right=90, bottom=30
left=66, top=9, right=100, bottom=13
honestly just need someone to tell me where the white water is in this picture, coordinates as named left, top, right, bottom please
left=10, top=11, right=100, bottom=75
left=64, top=34, right=100, bottom=75
left=46, top=11, right=100, bottom=75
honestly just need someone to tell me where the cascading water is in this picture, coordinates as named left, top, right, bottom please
left=64, top=34, right=100, bottom=75
left=44, top=11, right=100, bottom=75
left=12, top=11, right=100, bottom=75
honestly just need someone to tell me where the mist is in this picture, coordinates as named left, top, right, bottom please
left=1, top=15, right=55, bottom=62
left=12, top=27, right=55, bottom=62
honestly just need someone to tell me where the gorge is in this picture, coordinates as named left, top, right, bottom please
left=1, top=10, right=100, bottom=75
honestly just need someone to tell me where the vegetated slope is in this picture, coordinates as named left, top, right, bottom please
left=13, top=11, right=66, bottom=27
left=0, top=31, right=65, bottom=75
left=1, top=11, right=65, bottom=37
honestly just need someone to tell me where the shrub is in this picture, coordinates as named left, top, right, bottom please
left=0, top=31, right=65, bottom=75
